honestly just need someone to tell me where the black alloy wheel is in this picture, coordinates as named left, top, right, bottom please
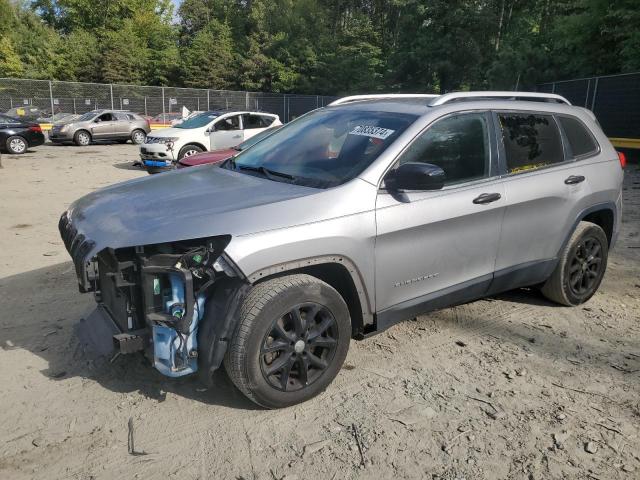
left=260, top=302, right=338, bottom=392
left=567, top=235, right=603, bottom=297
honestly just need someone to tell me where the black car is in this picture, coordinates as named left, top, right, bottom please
left=0, top=114, right=46, bottom=154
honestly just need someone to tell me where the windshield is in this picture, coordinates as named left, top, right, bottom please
left=236, top=126, right=280, bottom=151
left=174, top=112, right=218, bottom=129
left=228, top=109, right=417, bottom=188
left=77, top=111, right=99, bottom=121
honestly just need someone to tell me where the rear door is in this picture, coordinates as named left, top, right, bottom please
left=242, top=114, right=273, bottom=141
left=491, top=111, right=593, bottom=287
left=113, top=112, right=132, bottom=137
left=210, top=114, right=243, bottom=149
left=374, top=111, right=505, bottom=327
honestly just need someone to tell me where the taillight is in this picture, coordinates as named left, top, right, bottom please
left=29, top=125, right=42, bottom=133
left=617, top=151, right=627, bottom=168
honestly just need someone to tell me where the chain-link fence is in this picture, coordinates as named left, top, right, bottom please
left=0, top=77, right=338, bottom=125
left=538, top=72, right=640, bottom=142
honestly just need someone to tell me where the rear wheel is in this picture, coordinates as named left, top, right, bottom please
left=541, top=221, right=608, bottom=306
left=224, top=274, right=351, bottom=408
left=131, top=129, right=146, bottom=145
left=6, top=135, right=28, bottom=154
left=74, top=130, right=91, bottom=146
left=178, top=144, right=203, bottom=160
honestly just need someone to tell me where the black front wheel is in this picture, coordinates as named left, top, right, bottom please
left=224, top=274, right=351, bottom=408
left=542, top=221, right=608, bottom=306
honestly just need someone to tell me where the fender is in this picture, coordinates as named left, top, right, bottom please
left=246, top=254, right=374, bottom=328
left=557, top=201, right=618, bottom=257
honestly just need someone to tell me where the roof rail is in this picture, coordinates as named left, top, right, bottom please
left=328, top=94, right=439, bottom=106
left=429, top=91, right=571, bottom=106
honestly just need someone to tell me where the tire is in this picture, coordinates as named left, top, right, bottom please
left=6, top=135, right=28, bottom=154
left=541, top=221, right=608, bottom=306
left=224, top=274, right=351, bottom=408
left=131, top=129, right=146, bottom=145
left=178, top=144, right=203, bottom=160
left=74, top=130, right=91, bottom=146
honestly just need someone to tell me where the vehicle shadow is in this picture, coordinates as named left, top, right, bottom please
left=0, top=261, right=259, bottom=410
left=113, top=161, right=143, bottom=171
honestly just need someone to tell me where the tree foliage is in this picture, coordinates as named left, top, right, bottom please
left=0, top=0, right=637, bottom=93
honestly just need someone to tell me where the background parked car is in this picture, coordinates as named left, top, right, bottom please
left=176, top=125, right=281, bottom=169
left=0, top=113, right=45, bottom=154
left=49, top=110, right=151, bottom=146
left=151, top=112, right=183, bottom=125
left=5, top=106, right=45, bottom=122
left=140, top=110, right=281, bottom=172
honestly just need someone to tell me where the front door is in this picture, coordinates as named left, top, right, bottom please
left=375, top=112, right=505, bottom=328
left=90, top=113, right=115, bottom=138
left=210, top=114, right=243, bottom=150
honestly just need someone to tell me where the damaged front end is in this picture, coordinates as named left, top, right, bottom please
left=59, top=212, right=247, bottom=380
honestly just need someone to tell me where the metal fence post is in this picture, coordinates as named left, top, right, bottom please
left=283, top=95, right=286, bottom=122
left=48, top=80, right=55, bottom=116
left=161, top=87, right=166, bottom=118
left=590, top=77, right=599, bottom=111
left=73, top=98, right=76, bottom=114
left=207, top=90, right=210, bottom=110
left=245, top=91, right=249, bottom=110
left=109, top=84, right=114, bottom=109
left=144, top=96, right=147, bottom=116
left=551, top=83, right=556, bottom=93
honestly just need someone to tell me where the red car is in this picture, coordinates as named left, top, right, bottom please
left=177, top=126, right=280, bottom=169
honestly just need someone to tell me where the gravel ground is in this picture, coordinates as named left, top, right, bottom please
left=0, top=143, right=639, bottom=480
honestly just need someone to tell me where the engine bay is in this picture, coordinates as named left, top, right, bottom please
left=91, top=235, right=237, bottom=377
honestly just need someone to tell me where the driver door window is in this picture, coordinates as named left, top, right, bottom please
left=397, top=112, right=490, bottom=186
left=92, top=113, right=115, bottom=136
left=214, top=115, right=241, bottom=131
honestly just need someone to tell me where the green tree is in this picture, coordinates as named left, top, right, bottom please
left=181, top=20, right=235, bottom=89
left=0, top=36, right=24, bottom=77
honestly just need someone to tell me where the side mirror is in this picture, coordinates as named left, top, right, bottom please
left=385, top=162, right=445, bottom=191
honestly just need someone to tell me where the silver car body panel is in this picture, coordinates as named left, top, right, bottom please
left=64, top=97, right=623, bottom=332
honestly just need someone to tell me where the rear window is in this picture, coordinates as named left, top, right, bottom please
left=558, top=116, right=598, bottom=157
left=499, top=113, right=564, bottom=173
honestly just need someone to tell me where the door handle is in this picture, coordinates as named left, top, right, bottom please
left=233, top=134, right=241, bottom=138
left=564, top=175, right=585, bottom=185
left=473, top=193, right=502, bottom=204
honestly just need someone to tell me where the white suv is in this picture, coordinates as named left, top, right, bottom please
left=140, top=110, right=281, bottom=172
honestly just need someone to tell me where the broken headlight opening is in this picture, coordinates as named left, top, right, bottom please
left=92, top=235, right=235, bottom=377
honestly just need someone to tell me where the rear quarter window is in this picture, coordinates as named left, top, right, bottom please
left=558, top=116, right=599, bottom=157
left=499, top=113, right=564, bottom=174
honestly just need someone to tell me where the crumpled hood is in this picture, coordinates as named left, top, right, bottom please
left=66, top=165, right=321, bottom=254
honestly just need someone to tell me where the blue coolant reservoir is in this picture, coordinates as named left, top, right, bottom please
left=152, top=273, right=205, bottom=377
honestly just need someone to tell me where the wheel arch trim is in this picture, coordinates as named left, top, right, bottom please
left=246, top=255, right=374, bottom=330
left=558, top=202, right=617, bottom=257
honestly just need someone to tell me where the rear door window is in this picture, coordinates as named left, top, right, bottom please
left=242, top=114, right=274, bottom=129
left=558, top=116, right=599, bottom=157
left=499, top=113, right=564, bottom=173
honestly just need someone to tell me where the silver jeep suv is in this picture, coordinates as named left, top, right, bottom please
left=59, top=92, right=624, bottom=408
left=49, top=109, right=150, bottom=146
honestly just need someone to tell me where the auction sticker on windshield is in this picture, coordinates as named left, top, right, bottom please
left=349, top=125, right=395, bottom=140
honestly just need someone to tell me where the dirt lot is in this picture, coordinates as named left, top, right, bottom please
left=1, top=143, right=639, bottom=480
